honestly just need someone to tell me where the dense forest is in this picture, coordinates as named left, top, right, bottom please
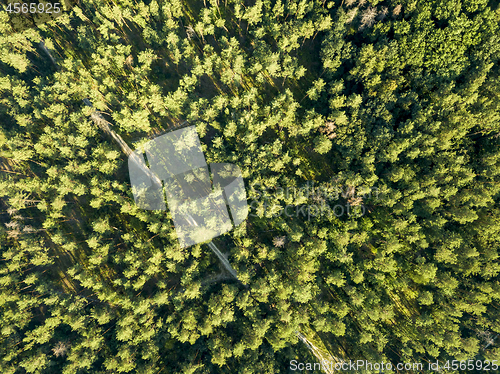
left=1, top=0, right=500, bottom=373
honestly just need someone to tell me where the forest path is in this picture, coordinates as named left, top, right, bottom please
left=38, top=37, right=340, bottom=367
left=39, top=39, right=243, bottom=285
